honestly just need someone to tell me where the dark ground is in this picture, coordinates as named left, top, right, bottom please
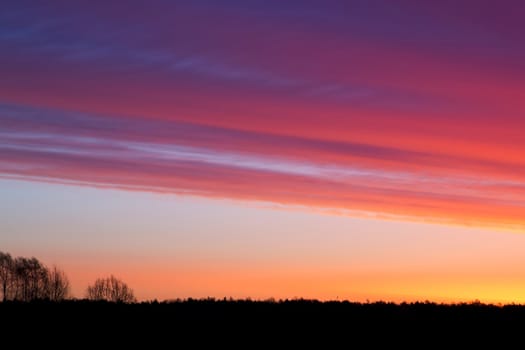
left=2, top=299, right=525, bottom=346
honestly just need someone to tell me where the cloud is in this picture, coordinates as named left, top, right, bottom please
left=1, top=103, right=524, bottom=230
left=0, top=1, right=524, bottom=230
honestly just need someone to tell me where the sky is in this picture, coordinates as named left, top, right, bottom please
left=1, top=0, right=525, bottom=303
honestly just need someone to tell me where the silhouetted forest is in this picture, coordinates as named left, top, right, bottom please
left=3, top=250, right=525, bottom=345
left=0, top=250, right=135, bottom=302
left=2, top=298, right=525, bottom=346
left=0, top=251, right=70, bottom=301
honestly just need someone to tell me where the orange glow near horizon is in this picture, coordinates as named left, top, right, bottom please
left=3, top=180, right=523, bottom=304
left=2, top=1, right=525, bottom=303
left=59, top=256, right=525, bottom=304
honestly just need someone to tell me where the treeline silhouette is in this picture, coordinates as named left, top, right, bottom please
left=0, top=251, right=69, bottom=302
left=2, top=298, right=525, bottom=346
left=3, top=250, right=525, bottom=345
left=0, top=250, right=135, bottom=302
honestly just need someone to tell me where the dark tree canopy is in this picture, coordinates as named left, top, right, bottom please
left=0, top=252, right=14, bottom=302
left=0, top=251, right=70, bottom=302
left=86, top=275, right=136, bottom=303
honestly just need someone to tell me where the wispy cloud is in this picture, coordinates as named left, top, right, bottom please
left=1, top=1, right=524, bottom=230
left=1, top=102, right=524, bottom=230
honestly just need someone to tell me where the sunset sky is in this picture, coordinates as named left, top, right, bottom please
left=1, top=1, right=525, bottom=303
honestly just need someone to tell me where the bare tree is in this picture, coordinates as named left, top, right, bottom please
left=86, top=275, right=136, bottom=303
left=13, top=257, right=30, bottom=301
left=0, top=252, right=71, bottom=302
left=0, top=252, right=14, bottom=302
left=86, top=277, right=105, bottom=301
left=13, top=257, right=49, bottom=301
left=47, top=266, right=70, bottom=301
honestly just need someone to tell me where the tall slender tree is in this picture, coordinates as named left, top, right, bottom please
left=47, top=266, right=70, bottom=301
left=0, top=252, right=14, bottom=302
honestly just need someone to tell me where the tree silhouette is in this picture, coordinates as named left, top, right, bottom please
left=0, top=252, right=14, bottom=302
left=47, top=266, right=70, bottom=301
left=0, top=251, right=70, bottom=302
left=86, top=275, right=136, bottom=303
left=14, top=257, right=49, bottom=301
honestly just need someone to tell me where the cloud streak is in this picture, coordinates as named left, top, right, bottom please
left=1, top=1, right=525, bottom=230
